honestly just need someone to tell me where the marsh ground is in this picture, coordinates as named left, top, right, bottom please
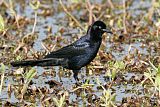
left=0, top=0, right=160, bottom=106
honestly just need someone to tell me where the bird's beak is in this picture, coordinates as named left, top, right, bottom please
left=102, top=28, right=113, bottom=34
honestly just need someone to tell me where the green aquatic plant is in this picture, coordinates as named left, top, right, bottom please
left=72, top=79, right=94, bottom=92
left=29, top=0, right=40, bottom=10
left=96, top=78, right=116, bottom=107
left=21, top=68, right=37, bottom=99
left=142, top=61, right=160, bottom=96
left=52, top=94, right=66, bottom=107
left=106, top=61, right=125, bottom=81
left=0, top=14, right=5, bottom=32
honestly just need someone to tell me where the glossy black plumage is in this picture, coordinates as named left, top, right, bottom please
left=11, top=21, right=112, bottom=80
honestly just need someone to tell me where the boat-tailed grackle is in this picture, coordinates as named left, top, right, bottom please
left=11, top=21, right=112, bottom=81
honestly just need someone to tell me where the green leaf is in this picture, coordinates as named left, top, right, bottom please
left=155, top=75, right=160, bottom=86
left=16, top=55, right=22, bottom=61
left=111, top=69, right=116, bottom=80
left=111, top=93, right=116, bottom=101
left=53, top=94, right=65, bottom=107
left=0, top=14, right=5, bottom=32
left=70, top=0, right=79, bottom=3
left=21, top=68, right=36, bottom=96
left=0, top=63, right=5, bottom=73
left=59, top=94, right=65, bottom=107
left=52, top=97, right=59, bottom=107
left=29, top=0, right=40, bottom=10
left=158, top=64, right=160, bottom=73
left=114, top=61, right=125, bottom=70
left=25, top=68, right=36, bottom=82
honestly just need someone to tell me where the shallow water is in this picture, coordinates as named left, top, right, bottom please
left=0, top=0, right=159, bottom=106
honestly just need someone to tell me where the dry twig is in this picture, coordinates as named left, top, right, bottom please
left=123, top=0, right=127, bottom=34
left=59, top=0, right=84, bottom=30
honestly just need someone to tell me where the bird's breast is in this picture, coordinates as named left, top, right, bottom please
left=66, top=41, right=101, bottom=70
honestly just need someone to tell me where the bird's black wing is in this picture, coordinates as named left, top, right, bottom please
left=44, top=41, right=90, bottom=59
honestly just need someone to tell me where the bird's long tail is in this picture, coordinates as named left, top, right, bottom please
left=11, top=58, right=64, bottom=67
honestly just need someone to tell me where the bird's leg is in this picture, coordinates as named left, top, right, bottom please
left=73, top=70, right=79, bottom=81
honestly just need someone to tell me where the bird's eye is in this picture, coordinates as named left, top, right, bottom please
left=93, top=25, right=102, bottom=30
left=98, top=26, right=102, bottom=29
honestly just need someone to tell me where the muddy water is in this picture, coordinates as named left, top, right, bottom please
left=0, top=0, right=159, bottom=106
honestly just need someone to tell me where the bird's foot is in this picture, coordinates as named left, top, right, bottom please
left=73, top=71, right=82, bottom=85
left=73, top=70, right=79, bottom=80
left=74, top=77, right=83, bottom=86
left=74, top=74, right=80, bottom=84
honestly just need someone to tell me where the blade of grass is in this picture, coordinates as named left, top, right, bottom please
left=0, top=63, right=6, bottom=95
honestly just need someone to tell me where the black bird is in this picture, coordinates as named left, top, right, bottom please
left=11, top=21, right=112, bottom=80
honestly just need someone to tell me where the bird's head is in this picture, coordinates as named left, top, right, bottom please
left=90, top=21, right=112, bottom=40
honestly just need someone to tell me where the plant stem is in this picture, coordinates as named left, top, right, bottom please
left=59, top=0, right=85, bottom=30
